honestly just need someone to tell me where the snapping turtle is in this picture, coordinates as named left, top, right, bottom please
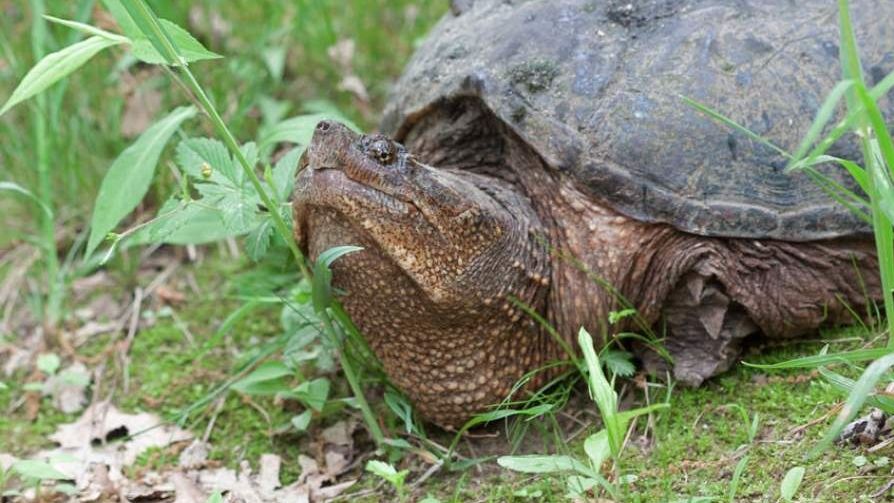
left=293, top=0, right=891, bottom=427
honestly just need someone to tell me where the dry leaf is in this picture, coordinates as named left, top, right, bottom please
left=179, top=440, right=211, bottom=469
left=172, top=472, right=208, bottom=503
left=44, top=362, right=90, bottom=413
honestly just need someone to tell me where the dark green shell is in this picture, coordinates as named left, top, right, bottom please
left=382, top=0, right=894, bottom=240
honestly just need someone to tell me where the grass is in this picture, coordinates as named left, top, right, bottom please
left=3, top=0, right=894, bottom=501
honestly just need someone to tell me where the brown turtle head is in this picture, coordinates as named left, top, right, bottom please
left=292, top=120, right=552, bottom=427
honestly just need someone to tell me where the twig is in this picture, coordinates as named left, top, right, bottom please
left=122, top=287, right=144, bottom=394
left=202, top=396, right=227, bottom=442
left=410, top=460, right=444, bottom=489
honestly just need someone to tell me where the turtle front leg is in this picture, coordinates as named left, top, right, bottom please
left=649, top=236, right=879, bottom=385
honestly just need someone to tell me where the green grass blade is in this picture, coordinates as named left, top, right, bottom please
left=0, top=181, right=52, bottom=219
left=786, top=80, right=854, bottom=170
left=42, top=15, right=129, bottom=43
left=743, top=347, right=892, bottom=369
left=727, top=455, right=749, bottom=503
left=86, top=106, right=196, bottom=257
left=812, top=351, right=894, bottom=456
left=681, top=96, right=789, bottom=158
left=0, top=36, right=121, bottom=116
left=818, top=367, right=894, bottom=413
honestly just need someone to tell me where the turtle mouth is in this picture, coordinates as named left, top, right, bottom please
left=292, top=164, right=420, bottom=256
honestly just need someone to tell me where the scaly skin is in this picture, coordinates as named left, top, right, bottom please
left=293, top=119, right=880, bottom=429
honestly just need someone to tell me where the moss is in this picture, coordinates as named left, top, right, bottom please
left=508, top=60, right=560, bottom=93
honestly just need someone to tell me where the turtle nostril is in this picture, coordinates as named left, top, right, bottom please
left=316, top=121, right=332, bottom=132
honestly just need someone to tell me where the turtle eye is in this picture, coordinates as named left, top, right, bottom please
left=368, top=139, right=396, bottom=165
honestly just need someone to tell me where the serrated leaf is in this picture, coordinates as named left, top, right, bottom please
left=0, top=36, right=121, bottom=116
left=245, top=219, right=274, bottom=261
left=601, top=349, right=635, bottom=378
left=176, top=138, right=234, bottom=185
left=272, top=147, right=303, bottom=201
left=130, top=18, right=221, bottom=65
left=780, top=466, right=805, bottom=502
left=11, top=460, right=69, bottom=481
left=218, top=190, right=261, bottom=234
left=86, top=106, right=196, bottom=257
left=36, top=353, right=61, bottom=375
left=128, top=202, right=242, bottom=246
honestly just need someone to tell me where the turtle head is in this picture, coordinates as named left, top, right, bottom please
left=292, top=120, right=551, bottom=426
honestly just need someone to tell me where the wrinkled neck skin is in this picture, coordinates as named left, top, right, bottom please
left=481, top=139, right=677, bottom=346
left=400, top=101, right=675, bottom=350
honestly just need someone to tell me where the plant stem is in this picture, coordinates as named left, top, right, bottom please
left=120, top=0, right=384, bottom=446
left=320, top=309, right=386, bottom=446
left=29, top=0, right=62, bottom=327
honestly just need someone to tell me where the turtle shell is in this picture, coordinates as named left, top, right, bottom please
left=381, top=0, right=894, bottom=240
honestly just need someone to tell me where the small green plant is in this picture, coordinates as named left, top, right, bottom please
left=2, top=458, right=72, bottom=500
left=365, top=459, right=409, bottom=502
left=779, top=466, right=806, bottom=503
left=496, top=327, right=668, bottom=500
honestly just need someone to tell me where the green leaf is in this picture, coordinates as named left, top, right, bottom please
left=271, top=147, right=304, bottom=201
left=365, top=459, right=397, bottom=479
left=130, top=203, right=242, bottom=246
left=130, top=18, right=221, bottom=65
left=780, top=466, right=805, bottom=502
left=231, top=361, right=292, bottom=396
left=497, top=455, right=592, bottom=475
left=86, top=106, right=196, bottom=257
left=205, top=492, right=223, bottom=503
left=245, top=219, right=275, bottom=261
left=101, top=0, right=142, bottom=39
left=819, top=367, right=894, bottom=413
left=579, top=327, right=623, bottom=457
left=601, top=349, right=635, bottom=377
left=258, top=113, right=361, bottom=154
left=384, top=389, right=415, bottom=434
left=290, top=378, right=330, bottom=412
left=0, top=181, right=52, bottom=218
left=312, top=246, right=364, bottom=313
left=11, top=460, right=69, bottom=481
left=0, top=36, right=121, bottom=116
left=43, top=15, right=129, bottom=43
left=291, top=410, right=312, bottom=432
left=565, top=476, right=599, bottom=499
left=607, top=308, right=636, bottom=325
left=176, top=138, right=236, bottom=185
left=36, top=353, right=61, bottom=375
left=583, top=429, right=610, bottom=471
